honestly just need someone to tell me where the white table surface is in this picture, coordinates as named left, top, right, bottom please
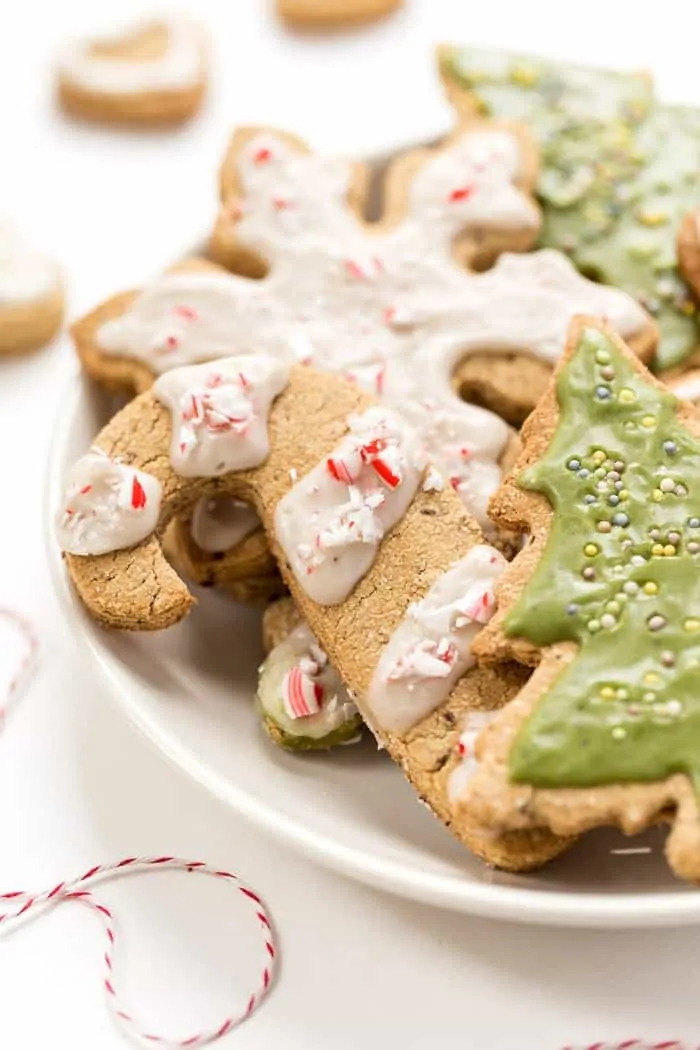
left=2, top=1, right=699, bottom=1046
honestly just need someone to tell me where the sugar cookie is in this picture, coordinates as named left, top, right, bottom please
left=57, top=15, right=207, bottom=127
left=439, top=45, right=700, bottom=372
left=0, top=221, right=63, bottom=355
left=459, top=316, right=700, bottom=883
left=73, top=125, right=654, bottom=541
left=56, top=358, right=570, bottom=869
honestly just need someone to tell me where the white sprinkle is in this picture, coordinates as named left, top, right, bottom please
left=422, top=466, right=445, bottom=493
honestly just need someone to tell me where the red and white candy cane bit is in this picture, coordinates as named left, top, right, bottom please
left=0, top=607, right=39, bottom=720
left=0, top=856, right=277, bottom=1049
left=326, top=448, right=363, bottom=485
left=173, top=305, right=199, bottom=322
left=448, top=183, right=475, bottom=203
left=282, top=666, right=323, bottom=719
left=131, top=477, right=148, bottom=511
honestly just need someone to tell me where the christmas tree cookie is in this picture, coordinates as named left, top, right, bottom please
left=455, top=316, right=700, bottom=882
left=439, top=46, right=700, bottom=372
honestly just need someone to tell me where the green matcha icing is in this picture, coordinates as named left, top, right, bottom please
left=504, top=325, right=700, bottom=791
left=441, top=47, right=700, bottom=370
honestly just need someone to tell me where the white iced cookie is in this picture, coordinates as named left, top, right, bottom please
left=56, top=14, right=207, bottom=127
left=0, top=221, right=63, bottom=355
left=86, top=128, right=651, bottom=529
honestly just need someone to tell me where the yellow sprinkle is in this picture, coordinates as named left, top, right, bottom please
left=509, top=63, right=539, bottom=87
left=592, top=450, right=606, bottom=466
left=643, top=581, right=659, bottom=595
left=653, top=490, right=663, bottom=502
left=600, top=686, right=616, bottom=700
left=651, top=544, right=665, bottom=556
left=685, top=618, right=700, bottom=633
left=643, top=672, right=661, bottom=687
left=641, top=415, right=656, bottom=428
left=584, top=204, right=608, bottom=225
left=664, top=544, right=676, bottom=557
left=619, top=388, right=636, bottom=403
left=637, top=209, right=669, bottom=227
left=584, top=543, right=600, bottom=557
left=682, top=300, right=697, bottom=316
left=619, top=489, right=629, bottom=500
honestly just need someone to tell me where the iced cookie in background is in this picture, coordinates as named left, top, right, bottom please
left=455, top=316, right=700, bottom=884
left=276, top=0, right=403, bottom=29
left=258, top=598, right=363, bottom=751
left=56, top=14, right=207, bottom=127
left=55, top=358, right=571, bottom=870
left=439, top=45, right=700, bottom=373
left=0, top=220, right=63, bottom=355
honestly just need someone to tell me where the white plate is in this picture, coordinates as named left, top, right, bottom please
left=46, top=369, right=700, bottom=929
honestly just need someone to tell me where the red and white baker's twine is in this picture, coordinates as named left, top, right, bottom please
left=0, top=856, right=277, bottom=1048
left=0, top=611, right=697, bottom=1048
left=562, top=1043, right=699, bottom=1049
left=0, top=607, right=39, bottom=719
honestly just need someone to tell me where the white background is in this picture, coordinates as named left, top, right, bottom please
left=1, top=1, right=700, bottom=1047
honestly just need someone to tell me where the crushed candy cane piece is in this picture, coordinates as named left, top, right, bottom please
left=449, top=184, right=475, bottom=203
left=282, top=665, right=324, bottom=719
left=387, top=638, right=457, bottom=681
left=154, top=356, right=289, bottom=478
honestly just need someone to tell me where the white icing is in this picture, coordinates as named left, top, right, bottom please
left=275, top=407, right=422, bottom=605
left=383, top=250, right=649, bottom=524
left=258, top=622, right=359, bottom=741
left=154, top=356, right=289, bottom=477
left=670, top=373, right=700, bottom=404
left=366, top=544, right=506, bottom=733
left=447, top=710, right=497, bottom=803
left=190, top=498, right=260, bottom=553
left=57, top=15, right=205, bottom=95
left=56, top=449, right=161, bottom=556
left=0, top=221, right=60, bottom=306
left=95, top=130, right=648, bottom=525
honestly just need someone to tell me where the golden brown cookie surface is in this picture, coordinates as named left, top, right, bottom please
left=56, top=361, right=569, bottom=870
left=276, top=0, right=403, bottom=27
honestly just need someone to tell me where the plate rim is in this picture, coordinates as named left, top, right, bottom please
left=46, top=370, right=700, bottom=932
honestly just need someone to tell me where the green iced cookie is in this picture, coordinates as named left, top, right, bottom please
left=505, top=324, right=700, bottom=792
left=440, top=47, right=700, bottom=370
